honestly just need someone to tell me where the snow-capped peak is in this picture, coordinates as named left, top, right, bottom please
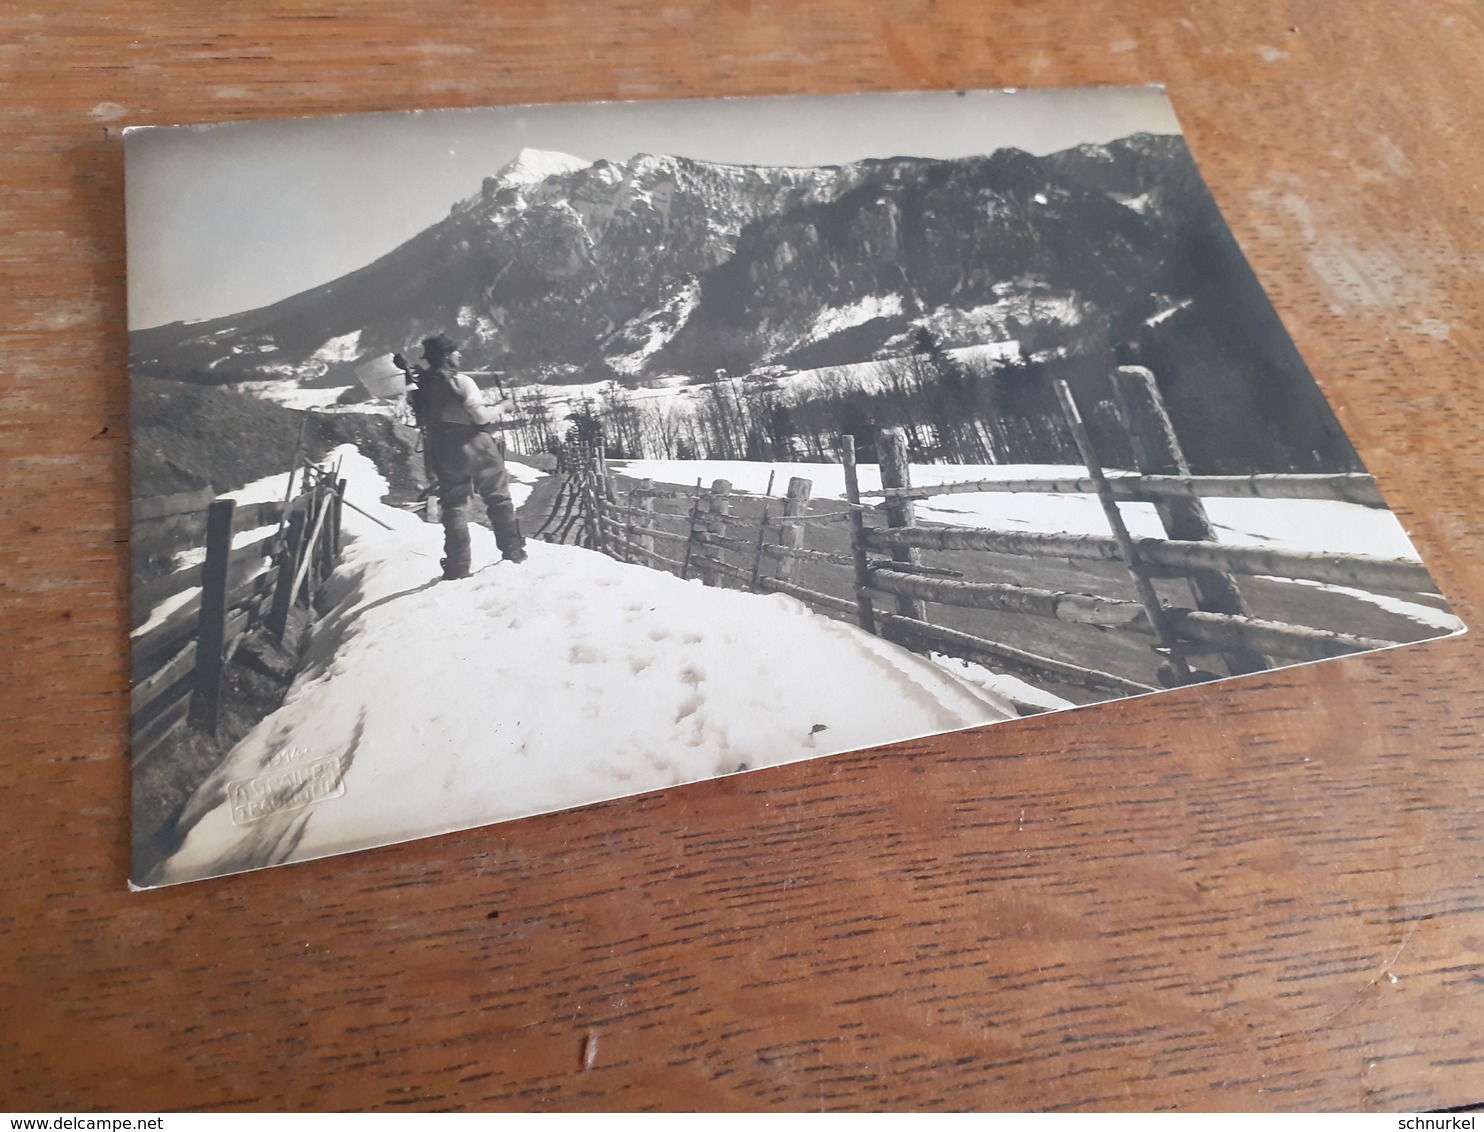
left=496, top=147, right=591, bottom=186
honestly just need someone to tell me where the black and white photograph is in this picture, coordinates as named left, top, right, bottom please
left=125, top=87, right=1463, bottom=889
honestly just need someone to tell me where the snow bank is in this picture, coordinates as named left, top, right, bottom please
left=504, top=460, right=543, bottom=509
left=153, top=445, right=1016, bottom=885
left=930, top=654, right=1074, bottom=713
left=611, top=459, right=1427, bottom=560
left=1256, top=577, right=1464, bottom=633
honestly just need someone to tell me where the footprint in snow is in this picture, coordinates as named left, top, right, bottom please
left=674, top=691, right=702, bottom=723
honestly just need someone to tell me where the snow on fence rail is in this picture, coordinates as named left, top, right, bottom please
left=554, top=365, right=1425, bottom=706
left=862, top=472, right=1387, bottom=508
left=130, top=462, right=346, bottom=762
left=858, top=525, right=1430, bottom=592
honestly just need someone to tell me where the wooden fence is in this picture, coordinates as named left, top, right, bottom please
left=552, top=365, right=1426, bottom=709
left=130, top=460, right=346, bottom=762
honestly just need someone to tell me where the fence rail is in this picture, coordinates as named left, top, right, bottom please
left=861, top=471, right=1387, bottom=508
left=545, top=364, right=1425, bottom=712
left=129, top=462, right=346, bottom=762
left=860, top=525, right=1430, bottom=591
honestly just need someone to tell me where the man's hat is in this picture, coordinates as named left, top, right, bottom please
left=421, top=334, right=461, bottom=360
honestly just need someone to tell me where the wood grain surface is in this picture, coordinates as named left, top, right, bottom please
left=3, top=0, right=1483, bottom=1113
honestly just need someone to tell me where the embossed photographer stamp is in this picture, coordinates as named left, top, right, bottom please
left=227, top=752, right=345, bottom=826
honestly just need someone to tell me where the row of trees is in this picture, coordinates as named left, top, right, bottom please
left=499, top=328, right=1121, bottom=467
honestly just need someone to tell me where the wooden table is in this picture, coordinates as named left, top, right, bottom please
left=3, top=0, right=1482, bottom=1112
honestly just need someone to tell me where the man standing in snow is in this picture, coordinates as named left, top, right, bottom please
left=402, top=334, right=527, bottom=578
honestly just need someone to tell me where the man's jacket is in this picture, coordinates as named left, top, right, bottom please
left=410, top=365, right=495, bottom=430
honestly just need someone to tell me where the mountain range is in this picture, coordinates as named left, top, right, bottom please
left=130, top=133, right=1222, bottom=381
left=128, top=132, right=1358, bottom=473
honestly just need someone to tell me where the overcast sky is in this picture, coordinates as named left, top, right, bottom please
left=125, top=87, right=1181, bottom=330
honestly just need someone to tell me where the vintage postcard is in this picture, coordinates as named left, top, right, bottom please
left=125, top=88, right=1463, bottom=888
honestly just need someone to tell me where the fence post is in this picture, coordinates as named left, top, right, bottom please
left=617, top=487, right=632, bottom=563
left=592, top=447, right=613, bottom=555
left=636, top=478, right=656, bottom=565
left=306, top=491, right=321, bottom=603
left=877, top=427, right=927, bottom=621
left=320, top=483, right=337, bottom=579
left=304, top=492, right=320, bottom=606
left=332, top=478, right=346, bottom=562
left=585, top=447, right=608, bottom=553
left=571, top=445, right=586, bottom=547
left=698, top=479, right=732, bottom=587
left=268, top=507, right=307, bottom=644
left=680, top=478, right=703, bottom=580
left=313, top=486, right=328, bottom=585
left=573, top=445, right=592, bottom=549
left=1110, top=366, right=1267, bottom=676
left=599, top=449, right=617, bottom=507
left=840, top=434, right=877, bottom=635
left=1054, top=381, right=1190, bottom=684
left=775, top=477, right=813, bottom=585
left=294, top=489, right=335, bottom=612
left=190, top=498, right=236, bottom=735
left=748, top=470, right=777, bottom=590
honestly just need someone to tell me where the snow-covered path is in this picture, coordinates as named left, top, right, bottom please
left=153, top=447, right=1016, bottom=886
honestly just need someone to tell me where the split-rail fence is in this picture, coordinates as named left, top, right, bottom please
left=129, top=460, right=346, bottom=762
left=545, top=366, right=1429, bottom=711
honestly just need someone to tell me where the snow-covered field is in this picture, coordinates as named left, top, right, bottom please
left=149, top=446, right=1019, bottom=886
left=612, top=458, right=1428, bottom=561
left=241, top=339, right=1026, bottom=426
left=610, top=458, right=1462, bottom=634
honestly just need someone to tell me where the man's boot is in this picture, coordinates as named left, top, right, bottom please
left=441, top=507, right=472, bottom=578
left=487, top=500, right=527, bottom=563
